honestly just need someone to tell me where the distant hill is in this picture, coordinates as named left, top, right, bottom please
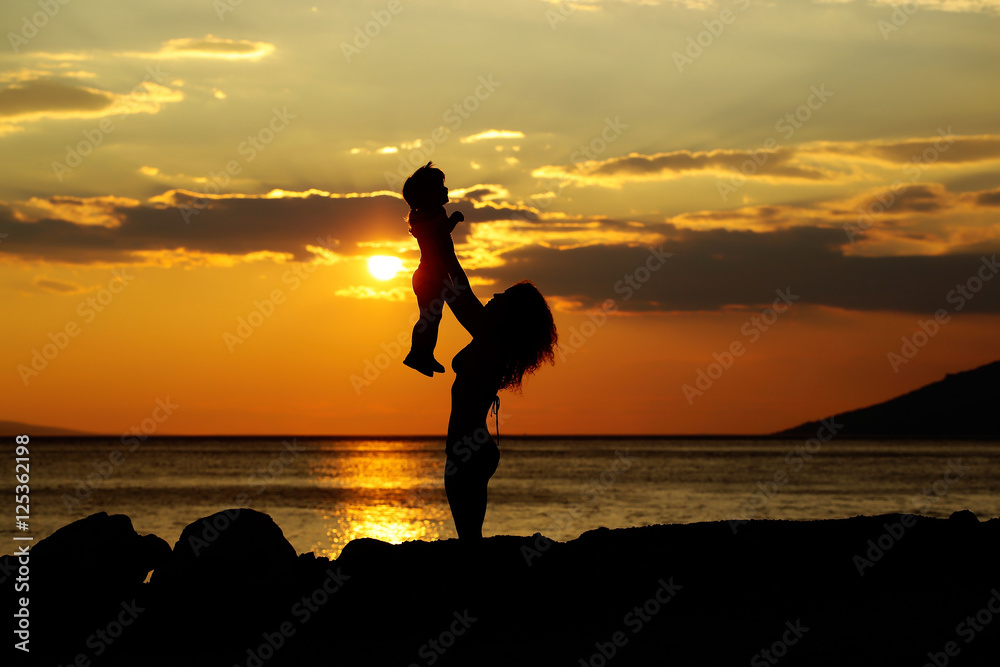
left=0, top=421, right=93, bottom=437
left=777, top=360, right=999, bottom=438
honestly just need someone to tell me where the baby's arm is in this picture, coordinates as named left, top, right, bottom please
left=447, top=210, right=464, bottom=232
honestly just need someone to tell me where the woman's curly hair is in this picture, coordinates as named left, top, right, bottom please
left=493, top=281, right=558, bottom=392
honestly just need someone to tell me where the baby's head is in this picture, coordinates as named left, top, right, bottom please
left=402, top=162, right=449, bottom=210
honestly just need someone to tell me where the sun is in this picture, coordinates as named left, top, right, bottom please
left=367, top=255, right=404, bottom=281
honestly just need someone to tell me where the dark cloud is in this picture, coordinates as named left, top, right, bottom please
left=0, top=191, right=540, bottom=263
left=974, top=188, right=1000, bottom=207
left=862, top=135, right=1000, bottom=165
left=0, top=80, right=114, bottom=117
left=857, top=183, right=950, bottom=214
left=542, top=147, right=827, bottom=182
left=534, top=134, right=1000, bottom=186
left=33, top=277, right=85, bottom=294
left=0, top=192, right=411, bottom=263
left=483, top=226, right=1000, bottom=314
left=5, top=187, right=1000, bottom=314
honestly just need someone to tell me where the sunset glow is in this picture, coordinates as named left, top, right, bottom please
left=1, top=1, right=998, bottom=436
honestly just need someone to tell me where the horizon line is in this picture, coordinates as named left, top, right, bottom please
left=9, top=433, right=999, bottom=441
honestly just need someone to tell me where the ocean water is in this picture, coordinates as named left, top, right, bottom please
left=5, top=437, right=999, bottom=559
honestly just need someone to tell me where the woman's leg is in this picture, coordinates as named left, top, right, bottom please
left=444, top=441, right=500, bottom=541
left=445, top=472, right=488, bottom=541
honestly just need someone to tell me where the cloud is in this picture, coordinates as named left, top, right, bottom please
left=4, top=184, right=999, bottom=314
left=540, top=0, right=715, bottom=7
left=32, top=277, right=87, bottom=294
left=851, top=183, right=952, bottom=215
left=20, top=36, right=276, bottom=63
left=0, top=190, right=414, bottom=265
left=0, top=68, right=97, bottom=83
left=152, top=36, right=276, bottom=60
left=669, top=182, right=1000, bottom=255
left=10, top=196, right=140, bottom=228
left=482, top=228, right=1000, bottom=314
left=460, top=129, right=525, bottom=143
left=534, top=147, right=830, bottom=186
left=348, top=139, right=423, bottom=156
left=834, top=133, right=1000, bottom=166
left=334, top=285, right=410, bottom=301
left=864, top=0, right=1000, bottom=13
left=610, top=0, right=1000, bottom=12
left=0, top=79, right=114, bottom=119
left=0, top=76, right=182, bottom=134
left=532, top=134, right=1000, bottom=188
left=974, top=188, right=1000, bottom=207
left=448, top=184, right=511, bottom=202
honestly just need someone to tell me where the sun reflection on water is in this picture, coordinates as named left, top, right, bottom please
left=305, top=440, right=453, bottom=558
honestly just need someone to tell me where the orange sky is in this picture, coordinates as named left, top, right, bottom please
left=2, top=0, right=999, bottom=435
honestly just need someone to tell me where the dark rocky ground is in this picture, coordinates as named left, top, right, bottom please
left=4, top=509, right=998, bottom=666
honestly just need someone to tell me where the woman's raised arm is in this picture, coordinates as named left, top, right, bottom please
left=446, top=282, right=487, bottom=339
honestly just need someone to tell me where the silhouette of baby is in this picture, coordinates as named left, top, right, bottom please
left=401, top=162, right=471, bottom=377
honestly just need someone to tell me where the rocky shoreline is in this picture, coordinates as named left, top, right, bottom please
left=5, top=509, right=999, bottom=666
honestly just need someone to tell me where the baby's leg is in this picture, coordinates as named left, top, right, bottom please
left=410, top=279, right=443, bottom=356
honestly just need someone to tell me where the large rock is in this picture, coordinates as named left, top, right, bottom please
left=3, top=512, right=169, bottom=667
left=8, top=510, right=999, bottom=666
left=143, top=509, right=304, bottom=662
left=168, top=507, right=296, bottom=568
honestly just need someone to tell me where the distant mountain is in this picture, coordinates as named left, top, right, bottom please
left=777, top=360, right=999, bottom=438
left=0, top=421, right=93, bottom=437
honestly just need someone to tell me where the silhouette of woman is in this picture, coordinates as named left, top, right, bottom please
left=444, top=280, right=557, bottom=541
